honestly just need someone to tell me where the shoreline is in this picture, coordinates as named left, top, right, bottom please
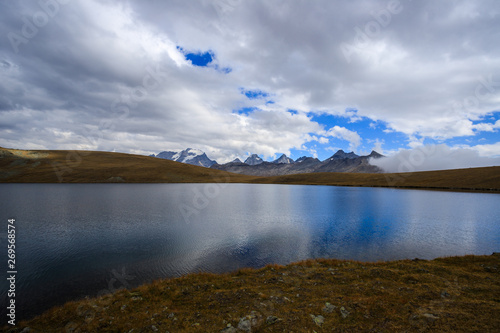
left=8, top=253, right=500, bottom=332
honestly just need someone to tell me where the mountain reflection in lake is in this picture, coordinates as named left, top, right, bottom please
left=1, top=183, right=498, bottom=320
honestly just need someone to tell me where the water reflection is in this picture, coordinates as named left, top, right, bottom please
left=0, top=183, right=498, bottom=320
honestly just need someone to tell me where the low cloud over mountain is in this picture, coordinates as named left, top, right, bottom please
left=370, top=144, right=500, bottom=173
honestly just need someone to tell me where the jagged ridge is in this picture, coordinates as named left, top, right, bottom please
left=153, top=148, right=216, bottom=168
left=212, top=151, right=384, bottom=176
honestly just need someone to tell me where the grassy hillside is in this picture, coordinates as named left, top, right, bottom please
left=9, top=254, right=500, bottom=332
left=0, top=147, right=255, bottom=183
left=252, top=167, right=500, bottom=192
left=1, top=146, right=500, bottom=192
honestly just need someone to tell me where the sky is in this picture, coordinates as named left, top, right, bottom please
left=1, top=0, right=500, bottom=166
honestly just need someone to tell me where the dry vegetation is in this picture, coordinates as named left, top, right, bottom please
left=6, top=254, right=500, bottom=332
left=250, top=168, right=500, bottom=193
left=1, top=147, right=500, bottom=192
left=0, top=147, right=255, bottom=184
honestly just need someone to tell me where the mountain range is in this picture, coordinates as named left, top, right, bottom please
left=151, top=148, right=216, bottom=168
left=152, top=148, right=384, bottom=176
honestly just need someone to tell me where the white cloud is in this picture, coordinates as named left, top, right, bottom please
left=370, top=144, right=500, bottom=173
left=372, top=138, right=384, bottom=154
left=325, top=126, right=361, bottom=152
left=468, top=142, right=500, bottom=157
left=0, top=0, right=499, bottom=161
left=318, top=137, right=329, bottom=144
left=472, top=119, right=500, bottom=132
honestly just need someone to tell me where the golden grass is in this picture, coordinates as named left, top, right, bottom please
left=1, top=146, right=500, bottom=192
left=9, top=254, right=500, bottom=332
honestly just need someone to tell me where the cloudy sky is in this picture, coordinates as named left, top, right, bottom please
left=1, top=0, right=499, bottom=164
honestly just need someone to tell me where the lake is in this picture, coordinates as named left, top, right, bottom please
left=0, top=183, right=499, bottom=320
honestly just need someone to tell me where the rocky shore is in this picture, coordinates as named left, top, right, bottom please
left=6, top=254, right=499, bottom=332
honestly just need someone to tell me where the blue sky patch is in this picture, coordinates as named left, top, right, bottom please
left=177, top=46, right=215, bottom=67
left=176, top=46, right=233, bottom=73
left=306, top=113, right=412, bottom=157
left=177, top=46, right=214, bottom=67
left=177, top=47, right=232, bottom=73
left=233, top=107, right=258, bottom=116
left=186, top=52, right=213, bottom=66
left=241, top=89, right=269, bottom=99
left=444, top=130, right=499, bottom=147
left=471, top=111, right=500, bottom=125
left=213, top=64, right=232, bottom=73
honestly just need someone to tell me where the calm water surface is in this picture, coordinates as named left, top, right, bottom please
left=0, top=183, right=499, bottom=320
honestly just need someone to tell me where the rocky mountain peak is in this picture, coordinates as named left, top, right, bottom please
left=153, top=148, right=216, bottom=168
left=244, top=154, right=264, bottom=166
left=329, top=150, right=359, bottom=160
left=368, top=150, right=384, bottom=158
left=273, top=154, right=294, bottom=164
left=295, top=156, right=308, bottom=163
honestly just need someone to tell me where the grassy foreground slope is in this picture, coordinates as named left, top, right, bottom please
left=1, top=146, right=500, bottom=192
left=10, top=254, right=500, bottom=332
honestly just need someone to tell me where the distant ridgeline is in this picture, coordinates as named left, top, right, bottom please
left=151, top=148, right=384, bottom=176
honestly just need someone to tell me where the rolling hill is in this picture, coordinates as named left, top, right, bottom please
left=0, top=147, right=254, bottom=183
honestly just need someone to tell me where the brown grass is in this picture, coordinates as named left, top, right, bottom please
left=0, top=147, right=255, bottom=184
left=1, top=146, right=500, bottom=192
left=9, top=254, right=500, bottom=332
left=251, top=167, right=500, bottom=193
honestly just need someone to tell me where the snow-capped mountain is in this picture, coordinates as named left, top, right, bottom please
left=153, top=148, right=216, bottom=168
left=155, top=151, right=177, bottom=160
left=244, top=154, right=264, bottom=165
left=272, top=154, right=295, bottom=164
